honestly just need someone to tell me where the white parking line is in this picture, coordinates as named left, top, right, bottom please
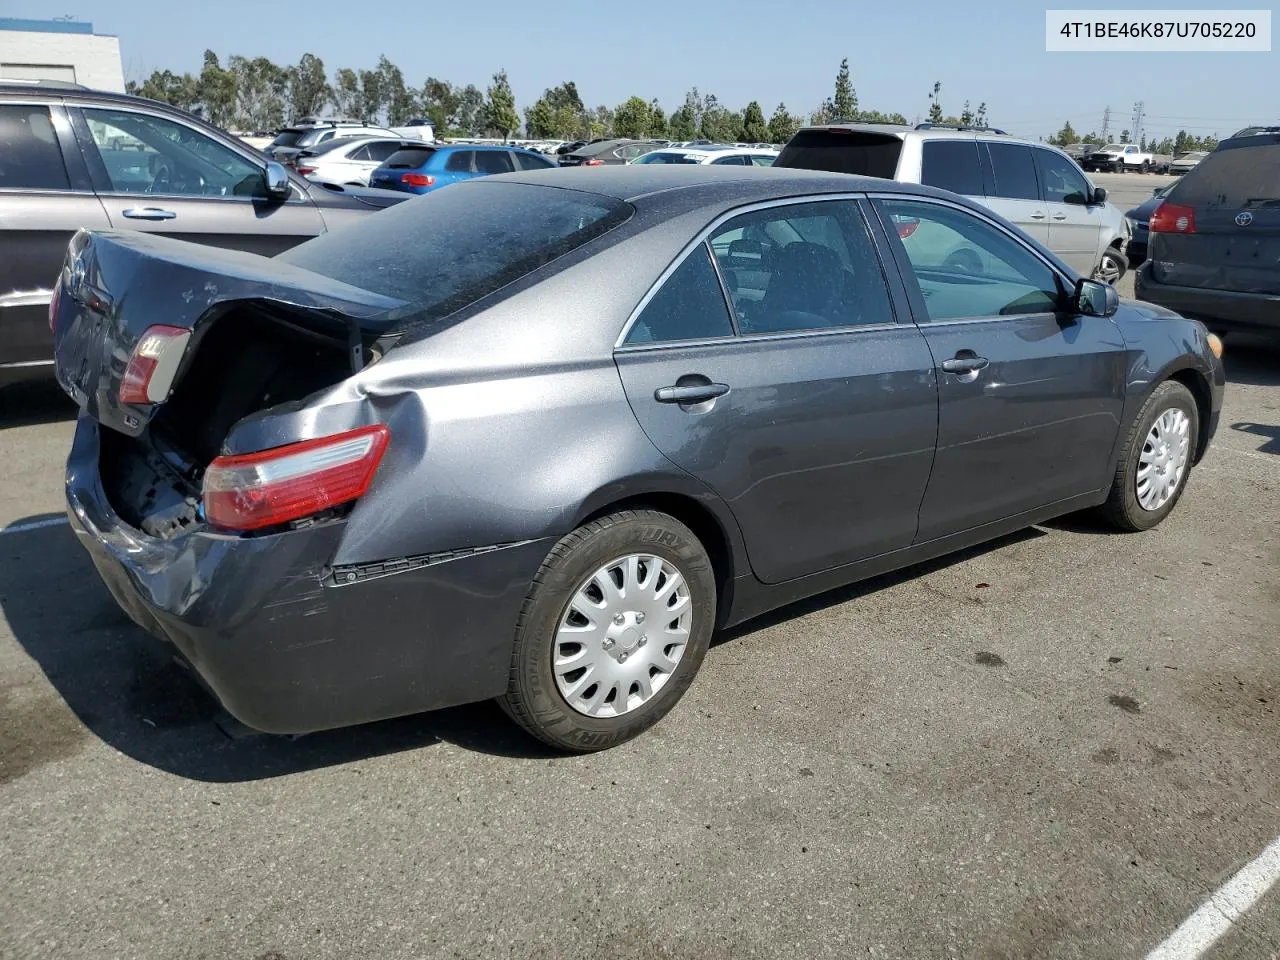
left=0, top=516, right=69, bottom=537
left=1146, top=835, right=1280, bottom=959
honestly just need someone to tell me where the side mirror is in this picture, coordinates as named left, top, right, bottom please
left=1074, top=278, right=1118, bottom=317
left=1091, top=186, right=1107, bottom=204
left=263, top=161, right=291, bottom=201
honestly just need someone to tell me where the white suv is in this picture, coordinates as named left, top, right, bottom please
left=775, top=124, right=1130, bottom=283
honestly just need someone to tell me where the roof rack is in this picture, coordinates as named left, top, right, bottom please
left=913, top=122, right=1008, bottom=135
left=0, top=77, right=88, bottom=90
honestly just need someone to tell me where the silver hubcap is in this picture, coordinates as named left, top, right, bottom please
left=554, top=554, right=692, bottom=718
left=1095, top=252, right=1124, bottom=284
left=1137, top=408, right=1191, bottom=511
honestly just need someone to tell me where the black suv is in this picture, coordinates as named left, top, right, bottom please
left=1136, top=132, right=1280, bottom=336
left=0, top=81, right=407, bottom=388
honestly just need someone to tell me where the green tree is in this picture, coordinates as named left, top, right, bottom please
left=589, top=105, right=614, bottom=139
left=613, top=96, right=652, bottom=138
left=960, top=100, right=974, bottom=125
left=227, top=55, right=288, bottom=130
left=287, top=53, right=329, bottom=120
left=455, top=84, right=485, bottom=136
left=810, top=99, right=835, bottom=125
left=356, top=67, right=386, bottom=122
left=669, top=103, right=696, bottom=140
left=378, top=56, right=415, bottom=124
left=647, top=100, right=668, bottom=139
left=1050, top=120, right=1079, bottom=146
left=741, top=100, right=768, bottom=142
left=130, top=70, right=201, bottom=113
left=483, top=70, right=519, bottom=140
left=927, top=81, right=943, bottom=123
left=419, top=77, right=459, bottom=134
left=197, top=51, right=238, bottom=130
left=856, top=109, right=908, bottom=124
left=1120, top=129, right=1131, bottom=142
left=332, top=68, right=361, bottom=117
left=832, top=58, right=857, bottom=121
left=524, top=97, right=555, bottom=138
left=699, top=93, right=734, bottom=142
left=974, top=102, right=988, bottom=125
left=767, top=102, right=800, bottom=143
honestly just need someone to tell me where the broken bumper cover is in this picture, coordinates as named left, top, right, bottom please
left=65, top=416, right=552, bottom=734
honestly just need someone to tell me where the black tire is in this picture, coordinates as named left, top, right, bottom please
left=500, top=510, right=717, bottom=752
left=1095, top=245, right=1127, bottom=285
left=1140, top=161, right=1150, bottom=174
left=1101, top=381, right=1199, bottom=532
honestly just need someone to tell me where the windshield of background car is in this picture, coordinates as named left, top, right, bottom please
left=774, top=130, right=903, bottom=178
left=1168, top=141, right=1280, bottom=208
left=277, top=180, right=633, bottom=325
left=1101, top=143, right=1124, bottom=152
left=268, top=130, right=303, bottom=147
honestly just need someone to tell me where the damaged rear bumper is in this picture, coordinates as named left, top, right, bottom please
left=65, top=415, right=552, bottom=735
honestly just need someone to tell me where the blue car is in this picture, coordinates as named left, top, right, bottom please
left=369, top=143, right=557, bottom=194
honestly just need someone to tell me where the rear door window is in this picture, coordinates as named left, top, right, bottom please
left=473, top=150, right=514, bottom=175
left=445, top=150, right=474, bottom=172
left=711, top=154, right=750, bottom=165
left=984, top=142, right=1039, bottom=201
left=708, top=200, right=894, bottom=334
left=347, top=144, right=373, bottom=162
left=624, top=244, right=735, bottom=344
left=774, top=130, right=903, bottom=178
left=920, top=141, right=984, bottom=196
left=365, top=141, right=403, bottom=162
left=0, top=104, right=71, bottom=190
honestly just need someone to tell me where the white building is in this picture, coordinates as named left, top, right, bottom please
left=0, top=17, right=124, bottom=92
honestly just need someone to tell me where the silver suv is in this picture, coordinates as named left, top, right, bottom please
left=264, top=119, right=399, bottom=164
left=775, top=124, right=1130, bottom=283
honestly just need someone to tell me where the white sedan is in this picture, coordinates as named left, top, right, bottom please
left=629, top=146, right=779, bottom=166
left=293, top=136, right=418, bottom=187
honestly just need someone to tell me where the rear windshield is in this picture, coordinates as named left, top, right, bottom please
left=384, top=146, right=435, bottom=169
left=774, top=130, right=902, bottom=178
left=277, top=181, right=632, bottom=326
left=301, top=137, right=365, bottom=157
left=633, top=152, right=701, bottom=164
left=1169, top=142, right=1280, bottom=208
left=268, top=130, right=303, bottom=147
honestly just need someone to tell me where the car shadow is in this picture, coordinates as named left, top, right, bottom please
left=0, top=379, right=77, bottom=429
left=715, top=527, right=1047, bottom=643
left=1223, top=335, right=1280, bottom=388
left=0, top=517, right=560, bottom=784
left=1231, top=421, right=1280, bottom=456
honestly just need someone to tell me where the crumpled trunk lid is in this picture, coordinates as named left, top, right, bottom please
left=52, top=229, right=406, bottom=438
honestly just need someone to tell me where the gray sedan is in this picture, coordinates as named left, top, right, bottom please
left=52, top=166, right=1225, bottom=752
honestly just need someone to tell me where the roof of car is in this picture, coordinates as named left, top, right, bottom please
left=797, top=122, right=1032, bottom=144
left=495, top=163, right=960, bottom=205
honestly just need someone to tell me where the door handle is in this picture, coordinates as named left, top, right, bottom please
left=940, top=356, right=989, bottom=375
left=1029, top=212, right=1047, bottom=220
left=1052, top=213, right=1068, bottom=221
left=121, top=207, right=177, bottom=221
left=655, top=382, right=730, bottom=404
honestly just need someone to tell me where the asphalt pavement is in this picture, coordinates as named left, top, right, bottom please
left=2, top=174, right=1278, bottom=959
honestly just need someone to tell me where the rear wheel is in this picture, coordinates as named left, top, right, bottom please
left=500, top=510, right=716, bottom=752
left=1140, top=160, right=1150, bottom=174
left=1101, top=381, right=1199, bottom=531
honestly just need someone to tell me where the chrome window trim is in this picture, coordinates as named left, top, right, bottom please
left=866, top=190, right=1075, bottom=324
left=615, top=191, right=903, bottom=350
left=0, top=289, right=53, bottom=309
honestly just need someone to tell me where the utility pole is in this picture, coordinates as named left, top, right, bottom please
left=1131, top=100, right=1145, bottom=146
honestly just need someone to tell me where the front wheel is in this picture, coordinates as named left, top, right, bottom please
left=1101, top=380, right=1199, bottom=531
left=1094, top=246, right=1127, bottom=285
left=1140, top=161, right=1150, bottom=174
left=500, top=510, right=717, bottom=752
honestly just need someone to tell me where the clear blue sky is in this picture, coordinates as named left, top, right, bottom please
left=13, top=0, right=1276, bottom=142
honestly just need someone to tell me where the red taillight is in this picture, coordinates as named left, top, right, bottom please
left=401, top=173, right=435, bottom=187
left=583, top=159, right=604, bottom=167
left=296, top=165, right=316, bottom=176
left=895, top=217, right=920, bottom=239
left=202, top=425, right=390, bottom=532
left=48, top=281, right=61, bottom=332
left=1150, top=202, right=1197, bottom=234
left=119, top=324, right=192, bottom=405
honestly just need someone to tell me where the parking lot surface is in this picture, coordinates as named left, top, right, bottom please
left=3, top=171, right=1278, bottom=959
